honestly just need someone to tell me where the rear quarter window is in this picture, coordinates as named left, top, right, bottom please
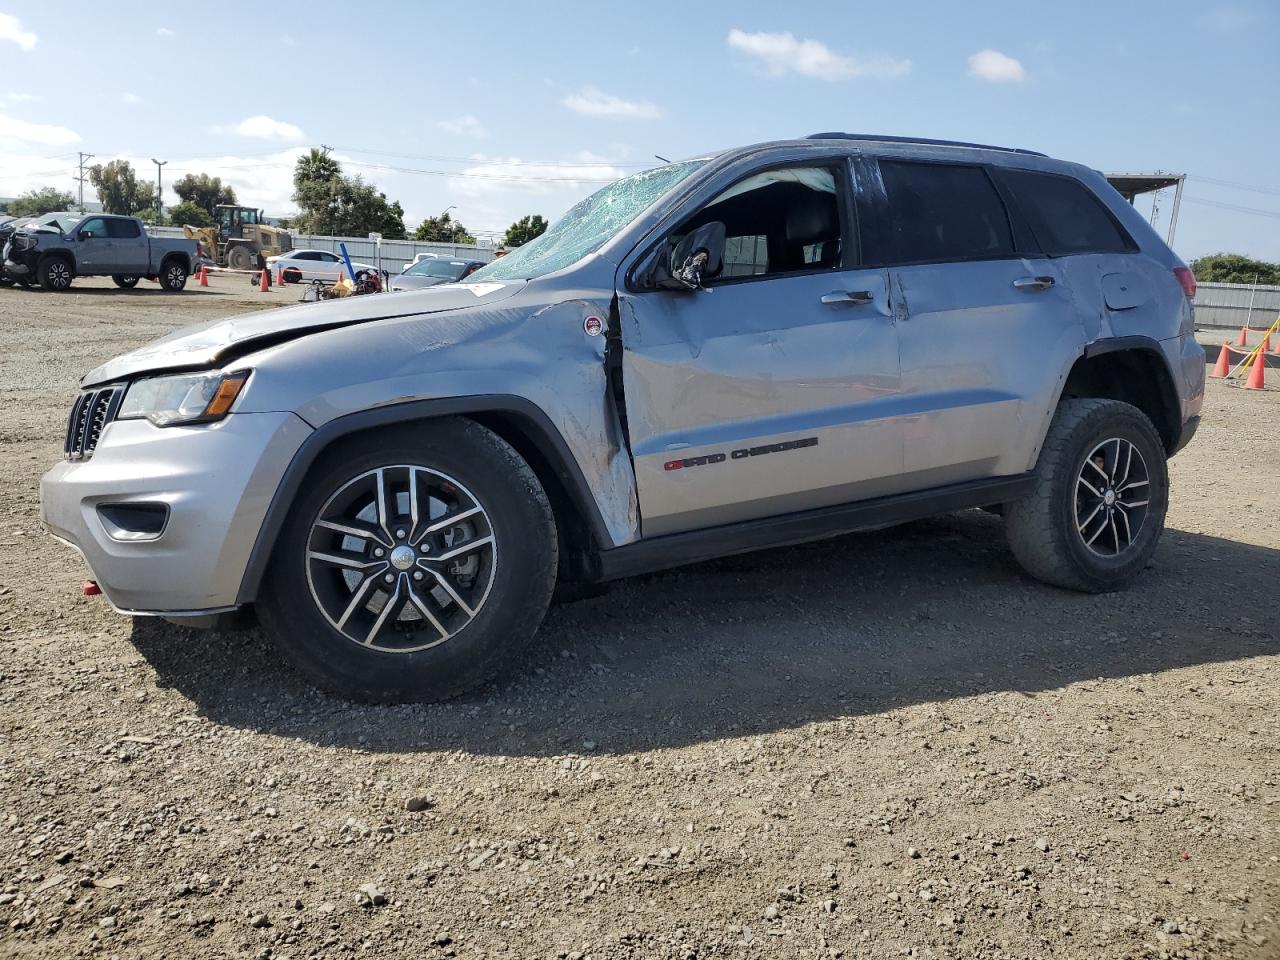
left=998, top=169, right=1134, bottom=256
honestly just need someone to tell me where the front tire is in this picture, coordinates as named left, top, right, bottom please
left=1004, top=398, right=1168, bottom=592
left=225, top=245, right=254, bottom=271
left=38, top=256, right=73, bottom=291
left=257, top=419, right=558, bottom=703
left=112, top=274, right=139, bottom=289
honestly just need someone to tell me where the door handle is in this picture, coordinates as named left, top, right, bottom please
left=1013, top=276, right=1055, bottom=291
left=820, top=290, right=874, bottom=306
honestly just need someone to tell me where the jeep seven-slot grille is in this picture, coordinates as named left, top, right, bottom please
left=64, top=386, right=123, bottom=460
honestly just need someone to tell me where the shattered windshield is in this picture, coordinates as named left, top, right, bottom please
left=467, top=160, right=707, bottom=282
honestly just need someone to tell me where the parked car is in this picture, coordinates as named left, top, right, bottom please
left=41, top=133, right=1204, bottom=703
left=389, top=257, right=485, bottom=291
left=4, top=213, right=195, bottom=291
left=267, top=249, right=376, bottom=283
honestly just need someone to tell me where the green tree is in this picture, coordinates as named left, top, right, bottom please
left=413, top=210, right=475, bottom=244
left=291, top=148, right=406, bottom=238
left=503, top=214, right=548, bottom=247
left=172, top=173, right=237, bottom=218
left=7, top=186, right=76, bottom=217
left=169, top=200, right=214, bottom=228
left=88, top=160, right=157, bottom=216
left=1189, top=253, right=1280, bottom=286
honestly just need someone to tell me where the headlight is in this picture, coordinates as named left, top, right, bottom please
left=117, top=371, right=250, bottom=427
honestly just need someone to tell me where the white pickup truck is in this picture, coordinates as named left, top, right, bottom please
left=2, top=213, right=198, bottom=292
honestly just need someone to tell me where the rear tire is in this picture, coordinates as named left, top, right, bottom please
left=159, top=259, right=188, bottom=291
left=112, top=274, right=139, bottom=289
left=257, top=419, right=558, bottom=703
left=1004, top=398, right=1167, bottom=592
left=38, top=256, right=73, bottom=291
left=282, top=267, right=302, bottom=284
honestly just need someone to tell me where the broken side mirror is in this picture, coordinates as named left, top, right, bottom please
left=647, top=221, right=726, bottom=291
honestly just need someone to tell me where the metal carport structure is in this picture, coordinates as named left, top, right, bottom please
left=1105, top=172, right=1186, bottom=246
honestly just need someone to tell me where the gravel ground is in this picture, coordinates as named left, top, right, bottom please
left=1, top=276, right=1277, bottom=960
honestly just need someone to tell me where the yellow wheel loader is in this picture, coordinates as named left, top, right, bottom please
left=183, top=205, right=292, bottom=271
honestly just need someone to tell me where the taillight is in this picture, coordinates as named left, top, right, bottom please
left=1173, top=266, right=1196, bottom=299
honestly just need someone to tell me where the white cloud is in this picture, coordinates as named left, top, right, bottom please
left=0, top=114, right=79, bottom=146
left=967, top=49, right=1025, bottom=83
left=726, top=29, right=910, bottom=80
left=562, top=87, right=662, bottom=120
left=0, top=13, right=36, bottom=51
left=437, top=115, right=487, bottom=138
left=218, top=114, right=305, bottom=141
left=1204, top=6, right=1259, bottom=32
left=121, top=92, right=142, bottom=105
left=156, top=26, right=174, bottom=36
left=5, top=92, right=39, bottom=102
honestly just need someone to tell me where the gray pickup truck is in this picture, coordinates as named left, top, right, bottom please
left=3, top=213, right=197, bottom=291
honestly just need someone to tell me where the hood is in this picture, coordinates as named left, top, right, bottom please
left=390, top=274, right=449, bottom=291
left=83, top=279, right=526, bottom=385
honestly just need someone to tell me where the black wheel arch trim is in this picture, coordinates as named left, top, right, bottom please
left=39, top=250, right=77, bottom=273
left=235, top=394, right=612, bottom=605
left=1073, top=335, right=1186, bottom=454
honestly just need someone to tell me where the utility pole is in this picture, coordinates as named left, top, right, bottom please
left=151, top=158, right=167, bottom=222
left=75, top=152, right=95, bottom=213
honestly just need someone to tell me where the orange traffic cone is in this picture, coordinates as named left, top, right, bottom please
left=276, top=267, right=284, bottom=286
left=198, top=265, right=208, bottom=286
left=259, top=268, right=269, bottom=292
left=1237, top=325, right=1249, bottom=346
left=1245, top=352, right=1266, bottom=390
left=1263, top=333, right=1273, bottom=353
left=1210, top=342, right=1231, bottom=378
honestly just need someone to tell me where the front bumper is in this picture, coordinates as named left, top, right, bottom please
left=3, top=240, right=36, bottom=275
left=41, top=411, right=311, bottom=614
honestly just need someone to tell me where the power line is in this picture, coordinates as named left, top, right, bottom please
left=1189, top=175, right=1280, bottom=198
left=341, top=158, right=618, bottom=183
left=327, top=144, right=648, bottom=169
left=1182, top=195, right=1280, bottom=220
left=0, top=168, right=74, bottom=182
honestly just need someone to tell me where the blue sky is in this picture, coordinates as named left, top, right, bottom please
left=1, top=1, right=1277, bottom=259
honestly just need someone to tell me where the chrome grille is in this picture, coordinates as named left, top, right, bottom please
left=64, top=386, right=123, bottom=460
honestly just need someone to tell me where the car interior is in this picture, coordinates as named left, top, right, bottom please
left=670, top=166, right=843, bottom=280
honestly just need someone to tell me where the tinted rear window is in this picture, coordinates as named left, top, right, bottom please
left=877, top=160, right=1013, bottom=264
left=999, top=169, right=1132, bottom=255
left=107, top=218, right=141, bottom=239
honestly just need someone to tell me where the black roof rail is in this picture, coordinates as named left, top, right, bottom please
left=806, top=132, right=1046, bottom=157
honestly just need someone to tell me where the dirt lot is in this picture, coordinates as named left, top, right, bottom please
left=0, top=276, right=1277, bottom=960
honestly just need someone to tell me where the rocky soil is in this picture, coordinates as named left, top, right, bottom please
left=0, top=276, right=1276, bottom=959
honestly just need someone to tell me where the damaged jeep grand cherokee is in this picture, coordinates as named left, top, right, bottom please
left=41, top=134, right=1205, bottom=703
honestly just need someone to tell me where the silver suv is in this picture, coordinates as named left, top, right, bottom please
left=41, top=134, right=1205, bottom=702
